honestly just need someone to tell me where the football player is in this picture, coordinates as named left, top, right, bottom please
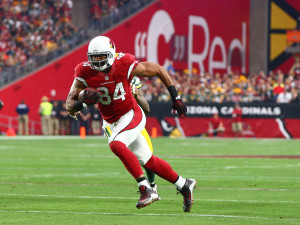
left=66, top=36, right=196, bottom=212
left=101, top=76, right=160, bottom=196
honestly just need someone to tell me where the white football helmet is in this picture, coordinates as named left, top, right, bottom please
left=87, top=36, right=116, bottom=71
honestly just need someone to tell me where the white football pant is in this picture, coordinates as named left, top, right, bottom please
left=102, top=105, right=152, bottom=165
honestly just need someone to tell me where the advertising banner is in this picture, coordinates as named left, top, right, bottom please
left=108, top=0, right=250, bottom=75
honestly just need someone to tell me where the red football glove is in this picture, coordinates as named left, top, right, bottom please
left=172, top=98, right=187, bottom=118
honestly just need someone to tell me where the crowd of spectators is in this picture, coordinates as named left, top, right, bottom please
left=0, top=0, right=143, bottom=84
left=0, top=0, right=77, bottom=76
left=90, top=0, right=123, bottom=25
left=89, top=0, right=143, bottom=27
left=139, top=62, right=300, bottom=104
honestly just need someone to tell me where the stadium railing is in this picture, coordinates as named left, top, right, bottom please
left=0, top=114, right=41, bottom=136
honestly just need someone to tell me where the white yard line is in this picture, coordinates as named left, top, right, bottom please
left=1, top=182, right=300, bottom=191
left=1, top=193, right=300, bottom=204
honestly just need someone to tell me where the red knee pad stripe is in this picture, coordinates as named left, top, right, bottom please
left=109, top=141, right=143, bottom=179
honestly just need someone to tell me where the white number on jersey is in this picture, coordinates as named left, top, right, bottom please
left=98, top=82, right=126, bottom=105
left=98, top=87, right=111, bottom=105
left=113, top=82, right=126, bottom=101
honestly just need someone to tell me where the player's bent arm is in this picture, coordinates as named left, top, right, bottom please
left=133, top=62, right=187, bottom=118
left=135, top=89, right=150, bottom=114
left=66, top=79, right=86, bottom=115
left=133, top=62, right=174, bottom=88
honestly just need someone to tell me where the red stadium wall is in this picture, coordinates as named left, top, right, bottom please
left=146, top=116, right=300, bottom=139
left=0, top=0, right=250, bottom=130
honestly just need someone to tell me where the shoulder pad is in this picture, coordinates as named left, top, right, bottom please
left=115, top=52, right=138, bottom=65
left=74, top=61, right=91, bottom=78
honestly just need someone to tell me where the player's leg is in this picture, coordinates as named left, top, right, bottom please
left=18, top=116, right=23, bottom=135
left=238, top=122, right=243, bottom=137
left=104, top=105, right=158, bottom=208
left=105, top=105, right=146, bottom=179
left=232, top=122, right=237, bottom=137
left=129, top=130, right=196, bottom=212
left=144, top=154, right=196, bottom=212
left=140, top=129, right=157, bottom=189
left=128, top=132, right=161, bottom=200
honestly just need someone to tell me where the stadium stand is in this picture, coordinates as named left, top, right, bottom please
left=0, top=0, right=154, bottom=87
left=139, top=68, right=300, bottom=103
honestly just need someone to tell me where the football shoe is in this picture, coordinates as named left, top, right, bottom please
left=177, top=179, right=197, bottom=212
left=150, top=183, right=161, bottom=201
left=136, top=185, right=159, bottom=209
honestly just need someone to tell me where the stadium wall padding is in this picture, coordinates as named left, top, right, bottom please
left=146, top=102, right=300, bottom=138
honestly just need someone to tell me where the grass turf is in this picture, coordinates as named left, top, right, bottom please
left=0, top=137, right=300, bottom=224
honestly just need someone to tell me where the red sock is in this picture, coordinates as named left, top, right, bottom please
left=144, top=155, right=178, bottom=183
left=109, top=141, right=143, bottom=179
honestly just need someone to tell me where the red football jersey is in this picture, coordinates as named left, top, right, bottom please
left=232, top=108, right=242, bottom=122
left=209, top=117, right=221, bottom=129
left=74, top=53, right=139, bottom=123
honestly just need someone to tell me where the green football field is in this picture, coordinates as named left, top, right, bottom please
left=0, top=136, right=300, bottom=225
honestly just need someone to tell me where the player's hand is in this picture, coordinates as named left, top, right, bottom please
left=80, top=89, right=101, bottom=105
left=172, top=98, right=187, bottom=118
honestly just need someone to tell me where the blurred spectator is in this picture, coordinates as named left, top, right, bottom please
left=272, top=74, right=285, bottom=101
left=289, top=61, right=300, bottom=76
left=16, top=100, right=29, bottom=135
left=90, top=1, right=102, bottom=26
left=144, top=89, right=153, bottom=102
left=80, top=107, right=91, bottom=135
left=59, top=102, right=70, bottom=135
left=51, top=101, right=60, bottom=135
left=207, top=113, right=225, bottom=137
left=276, top=88, right=292, bottom=103
left=232, top=103, right=243, bottom=137
left=70, top=115, right=80, bottom=135
left=291, top=88, right=300, bottom=103
left=39, top=96, right=53, bottom=135
left=232, top=87, right=242, bottom=103
left=294, top=75, right=300, bottom=89
left=91, top=104, right=102, bottom=135
left=166, top=60, right=175, bottom=76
